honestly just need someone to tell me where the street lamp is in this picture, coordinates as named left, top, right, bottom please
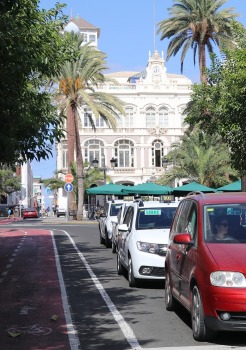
left=92, top=157, right=117, bottom=184
left=162, top=157, right=169, bottom=170
left=91, top=157, right=117, bottom=206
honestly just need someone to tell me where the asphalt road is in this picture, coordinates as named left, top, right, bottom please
left=2, top=217, right=246, bottom=350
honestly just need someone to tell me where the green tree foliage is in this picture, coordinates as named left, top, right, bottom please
left=157, top=0, right=238, bottom=82
left=185, top=23, right=246, bottom=177
left=0, top=166, right=21, bottom=196
left=0, top=0, right=76, bottom=165
left=55, top=33, right=125, bottom=220
left=157, top=129, right=238, bottom=188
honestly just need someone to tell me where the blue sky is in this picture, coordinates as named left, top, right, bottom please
left=32, top=0, right=246, bottom=179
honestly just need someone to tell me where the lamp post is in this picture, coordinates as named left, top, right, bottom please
left=162, top=157, right=169, bottom=171
left=92, top=157, right=117, bottom=184
left=92, top=157, right=117, bottom=205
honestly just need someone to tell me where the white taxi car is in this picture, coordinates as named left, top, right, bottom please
left=111, top=201, right=132, bottom=253
left=99, top=200, right=125, bottom=248
left=117, top=199, right=178, bottom=287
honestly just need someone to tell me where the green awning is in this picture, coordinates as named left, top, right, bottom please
left=216, top=180, right=241, bottom=192
left=172, top=181, right=215, bottom=196
left=121, top=182, right=173, bottom=195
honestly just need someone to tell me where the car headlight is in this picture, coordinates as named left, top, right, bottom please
left=136, top=241, right=167, bottom=255
left=210, top=271, right=246, bottom=287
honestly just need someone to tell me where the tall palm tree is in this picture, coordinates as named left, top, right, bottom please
left=157, top=0, right=238, bottom=83
left=55, top=33, right=125, bottom=220
left=157, top=129, right=238, bottom=188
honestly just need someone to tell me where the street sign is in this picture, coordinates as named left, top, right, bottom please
left=65, top=173, right=74, bottom=183
left=64, top=183, right=74, bottom=192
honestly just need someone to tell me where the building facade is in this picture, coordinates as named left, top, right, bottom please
left=56, top=17, right=192, bottom=207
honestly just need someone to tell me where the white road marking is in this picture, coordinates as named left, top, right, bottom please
left=60, top=229, right=141, bottom=350
left=51, top=231, right=80, bottom=350
left=51, top=230, right=244, bottom=350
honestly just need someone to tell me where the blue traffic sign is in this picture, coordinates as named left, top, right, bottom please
left=64, top=183, right=74, bottom=192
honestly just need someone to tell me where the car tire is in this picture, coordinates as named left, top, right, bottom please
left=112, top=239, right=116, bottom=253
left=99, top=226, right=105, bottom=244
left=191, top=285, right=216, bottom=342
left=128, top=255, right=139, bottom=288
left=105, top=230, right=111, bottom=248
left=165, top=272, right=178, bottom=311
left=117, top=253, right=124, bottom=275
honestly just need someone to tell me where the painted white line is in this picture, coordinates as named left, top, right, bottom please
left=61, top=230, right=141, bottom=350
left=51, top=231, right=80, bottom=350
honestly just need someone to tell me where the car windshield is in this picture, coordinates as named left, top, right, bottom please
left=204, top=203, right=246, bottom=243
left=136, top=207, right=176, bottom=230
left=110, top=204, right=123, bottom=216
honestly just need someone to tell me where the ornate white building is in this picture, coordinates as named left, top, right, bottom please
left=56, top=17, right=192, bottom=207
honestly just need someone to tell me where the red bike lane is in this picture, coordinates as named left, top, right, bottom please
left=0, top=226, right=78, bottom=350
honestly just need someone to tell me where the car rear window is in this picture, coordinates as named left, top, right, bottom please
left=136, top=207, right=177, bottom=230
left=204, top=203, right=246, bottom=243
left=110, top=204, right=123, bottom=216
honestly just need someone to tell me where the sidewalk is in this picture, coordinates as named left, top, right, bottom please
left=0, top=215, right=97, bottom=225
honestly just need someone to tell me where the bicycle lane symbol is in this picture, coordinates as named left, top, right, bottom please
left=6, top=324, right=52, bottom=336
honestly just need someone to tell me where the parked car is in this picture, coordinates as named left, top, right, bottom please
left=111, top=201, right=132, bottom=253
left=23, top=208, right=38, bottom=219
left=99, top=200, right=125, bottom=248
left=117, top=199, right=179, bottom=287
left=165, top=192, right=246, bottom=342
left=56, top=207, right=66, bottom=217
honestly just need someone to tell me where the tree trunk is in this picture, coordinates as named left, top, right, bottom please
left=241, top=176, right=246, bottom=192
left=198, top=44, right=207, bottom=84
left=66, top=105, right=76, bottom=213
left=73, top=106, right=84, bottom=221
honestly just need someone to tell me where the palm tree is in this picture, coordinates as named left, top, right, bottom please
left=157, top=0, right=238, bottom=83
left=157, top=129, right=238, bottom=188
left=55, top=33, right=125, bottom=220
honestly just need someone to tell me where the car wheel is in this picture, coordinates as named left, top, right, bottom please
left=191, top=285, right=216, bottom=342
left=117, top=253, right=123, bottom=275
left=105, top=230, right=111, bottom=248
left=99, top=226, right=105, bottom=244
left=165, top=272, right=178, bottom=311
left=128, top=255, right=139, bottom=288
left=112, top=239, right=116, bottom=253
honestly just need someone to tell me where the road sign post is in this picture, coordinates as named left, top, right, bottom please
left=64, top=182, right=74, bottom=221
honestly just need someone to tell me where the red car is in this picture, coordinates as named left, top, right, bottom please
left=165, top=192, right=246, bottom=342
left=23, top=208, right=38, bottom=219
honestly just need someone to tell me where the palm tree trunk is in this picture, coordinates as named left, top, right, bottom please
left=66, top=104, right=76, bottom=213
left=73, top=106, right=84, bottom=220
left=199, top=44, right=207, bottom=84
left=66, top=105, right=75, bottom=170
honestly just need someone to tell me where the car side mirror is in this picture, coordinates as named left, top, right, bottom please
left=100, top=212, right=107, bottom=218
left=118, top=223, right=128, bottom=232
left=173, top=233, right=194, bottom=245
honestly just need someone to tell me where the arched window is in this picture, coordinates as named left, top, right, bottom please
left=84, top=139, right=105, bottom=166
left=146, top=107, right=156, bottom=128
left=152, top=139, right=164, bottom=167
left=114, top=140, right=134, bottom=167
left=159, top=107, right=169, bottom=127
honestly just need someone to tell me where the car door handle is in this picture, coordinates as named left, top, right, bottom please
left=176, top=253, right=181, bottom=261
